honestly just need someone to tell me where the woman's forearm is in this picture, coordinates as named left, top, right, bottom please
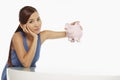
left=45, top=30, right=66, bottom=39
left=23, top=37, right=38, bottom=68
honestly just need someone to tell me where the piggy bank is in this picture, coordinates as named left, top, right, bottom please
left=65, top=21, right=83, bottom=42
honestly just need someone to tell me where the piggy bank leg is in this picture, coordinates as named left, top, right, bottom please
left=74, top=37, right=80, bottom=42
left=71, top=38, right=75, bottom=42
left=68, top=37, right=75, bottom=42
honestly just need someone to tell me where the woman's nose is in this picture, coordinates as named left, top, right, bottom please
left=34, top=21, right=40, bottom=27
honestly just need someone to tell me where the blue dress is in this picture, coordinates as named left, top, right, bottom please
left=1, top=31, right=41, bottom=80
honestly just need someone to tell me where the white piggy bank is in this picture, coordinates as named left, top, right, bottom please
left=65, top=21, right=83, bottom=42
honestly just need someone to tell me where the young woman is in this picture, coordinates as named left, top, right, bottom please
left=1, top=6, right=82, bottom=80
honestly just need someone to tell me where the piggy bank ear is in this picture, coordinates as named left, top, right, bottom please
left=75, top=21, right=80, bottom=25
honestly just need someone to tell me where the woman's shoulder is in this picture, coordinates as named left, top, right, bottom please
left=12, top=32, right=23, bottom=41
left=40, top=30, right=48, bottom=36
left=39, top=31, right=48, bottom=44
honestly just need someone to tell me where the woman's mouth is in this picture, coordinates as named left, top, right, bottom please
left=34, top=28, right=40, bottom=31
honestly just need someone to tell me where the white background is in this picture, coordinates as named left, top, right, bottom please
left=0, top=0, right=120, bottom=77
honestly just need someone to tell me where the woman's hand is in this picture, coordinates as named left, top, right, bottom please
left=22, top=24, right=38, bottom=39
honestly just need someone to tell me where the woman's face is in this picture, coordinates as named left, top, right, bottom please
left=26, top=11, right=42, bottom=34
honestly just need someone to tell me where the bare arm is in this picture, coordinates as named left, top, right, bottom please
left=40, top=30, right=66, bottom=44
left=45, top=30, right=66, bottom=39
left=12, top=32, right=38, bottom=68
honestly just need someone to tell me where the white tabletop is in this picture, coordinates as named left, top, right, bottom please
left=7, top=67, right=120, bottom=80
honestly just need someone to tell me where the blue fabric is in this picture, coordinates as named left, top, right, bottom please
left=1, top=31, right=41, bottom=80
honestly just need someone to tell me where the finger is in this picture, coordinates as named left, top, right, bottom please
left=26, top=25, right=31, bottom=33
left=24, top=25, right=29, bottom=33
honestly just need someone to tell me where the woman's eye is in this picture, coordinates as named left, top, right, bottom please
left=29, top=21, right=33, bottom=23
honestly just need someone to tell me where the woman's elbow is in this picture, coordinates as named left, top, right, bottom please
left=22, top=61, right=31, bottom=68
left=23, top=64, right=31, bottom=68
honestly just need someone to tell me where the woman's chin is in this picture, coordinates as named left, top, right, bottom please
left=35, top=31, right=40, bottom=34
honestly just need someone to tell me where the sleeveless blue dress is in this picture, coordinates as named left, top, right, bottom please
left=1, top=31, right=41, bottom=80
